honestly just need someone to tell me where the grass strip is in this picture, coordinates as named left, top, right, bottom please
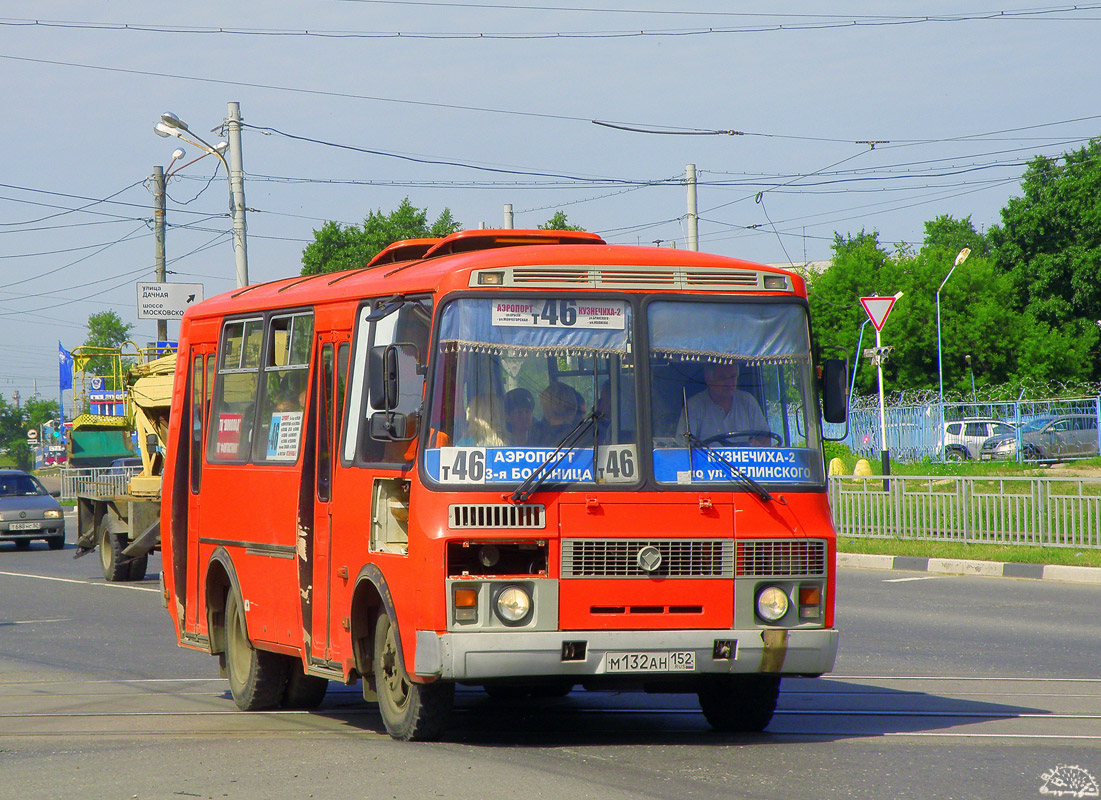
left=838, top=536, right=1101, bottom=568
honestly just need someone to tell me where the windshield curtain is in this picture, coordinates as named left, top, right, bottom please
left=425, top=297, right=639, bottom=488
left=648, top=300, right=825, bottom=486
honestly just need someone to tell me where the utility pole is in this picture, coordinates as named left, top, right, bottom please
left=503, top=204, right=514, bottom=229
left=685, top=164, right=698, bottom=251
left=152, top=165, right=168, bottom=343
left=226, top=102, right=249, bottom=288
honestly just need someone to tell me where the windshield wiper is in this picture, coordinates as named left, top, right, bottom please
left=682, top=430, right=773, bottom=503
left=510, top=409, right=601, bottom=503
left=679, top=389, right=772, bottom=503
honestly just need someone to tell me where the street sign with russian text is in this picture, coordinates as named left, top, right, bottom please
left=137, top=282, right=204, bottom=320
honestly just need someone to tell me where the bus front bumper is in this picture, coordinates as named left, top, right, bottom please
left=414, top=627, right=838, bottom=681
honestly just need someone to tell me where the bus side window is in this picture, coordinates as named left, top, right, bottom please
left=252, top=312, right=314, bottom=463
left=317, top=342, right=334, bottom=502
left=190, top=353, right=203, bottom=493
left=207, top=318, right=264, bottom=463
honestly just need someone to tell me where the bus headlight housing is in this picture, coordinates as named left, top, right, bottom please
left=494, top=584, right=533, bottom=626
left=756, top=585, right=789, bottom=623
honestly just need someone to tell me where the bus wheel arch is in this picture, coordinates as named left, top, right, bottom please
left=349, top=565, right=395, bottom=692
left=204, top=548, right=241, bottom=662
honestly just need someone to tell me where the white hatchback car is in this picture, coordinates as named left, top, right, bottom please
left=940, top=419, right=1016, bottom=460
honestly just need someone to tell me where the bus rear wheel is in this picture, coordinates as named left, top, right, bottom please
left=225, top=592, right=287, bottom=711
left=373, top=612, right=452, bottom=741
left=697, top=674, right=781, bottom=733
left=282, top=666, right=328, bottom=709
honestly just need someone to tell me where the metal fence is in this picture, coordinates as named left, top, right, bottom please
left=829, top=396, right=1101, bottom=464
left=828, top=474, right=1101, bottom=549
left=60, top=466, right=141, bottom=500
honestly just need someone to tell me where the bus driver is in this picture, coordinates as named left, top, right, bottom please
left=675, top=361, right=770, bottom=444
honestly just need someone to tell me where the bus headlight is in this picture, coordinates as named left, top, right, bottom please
left=494, top=584, right=533, bottom=626
left=756, top=586, right=789, bottom=622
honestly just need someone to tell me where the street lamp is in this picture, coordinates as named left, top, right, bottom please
left=936, top=247, right=971, bottom=458
left=965, top=354, right=976, bottom=403
left=154, top=103, right=248, bottom=288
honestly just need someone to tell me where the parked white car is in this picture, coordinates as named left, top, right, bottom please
left=940, top=418, right=1016, bottom=460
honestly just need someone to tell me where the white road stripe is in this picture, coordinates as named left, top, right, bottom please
left=883, top=576, right=938, bottom=583
left=0, top=570, right=158, bottom=592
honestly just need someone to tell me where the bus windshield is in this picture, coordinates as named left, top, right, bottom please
left=424, top=297, right=639, bottom=488
left=648, top=300, right=824, bottom=486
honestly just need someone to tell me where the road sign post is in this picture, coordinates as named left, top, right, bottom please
left=860, top=292, right=903, bottom=490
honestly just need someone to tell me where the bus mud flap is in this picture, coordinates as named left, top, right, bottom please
left=759, top=629, right=788, bottom=672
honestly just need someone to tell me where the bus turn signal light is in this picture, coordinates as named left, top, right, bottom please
left=799, top=586, right=821, bottom=619
left=454, top=587, right=479, bottom=623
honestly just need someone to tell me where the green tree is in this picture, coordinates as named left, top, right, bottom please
left=538, top=211, right=585, bottom=231
left=301, top=198, right=461, bottom=276
left=0, top=395, right=58, bottom=470
left=922, top=214, right=989, bottom=259
left=77, top=311, right=134, bottom=387
left=989, top=139, right=1101, bottom=379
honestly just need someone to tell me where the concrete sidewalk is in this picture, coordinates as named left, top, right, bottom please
left=839, top=552, right=1101, bottom=585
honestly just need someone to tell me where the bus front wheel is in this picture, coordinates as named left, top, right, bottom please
left=373, top=612, right=453, bottom=741
left=225, top=592, right=287, bottom=711
left=697, top=674, right=781, bottom=732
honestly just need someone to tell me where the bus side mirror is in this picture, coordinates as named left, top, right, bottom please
left=370, top=410, right=408, bottom=440
left=369, top=344, right=401, bottom=411
left=821, top=358, right=848, bottom=424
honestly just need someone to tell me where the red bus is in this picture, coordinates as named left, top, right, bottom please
left=161, top=229, right=848, bottom=740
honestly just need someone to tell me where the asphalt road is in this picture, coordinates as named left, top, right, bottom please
left=1, top=514, right=1098, bottom=800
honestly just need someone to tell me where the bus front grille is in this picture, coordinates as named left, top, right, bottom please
left=448, top=504, right=545, bottom=529
left=736, top=539, right=827, bottom=577
left=561, top=539, right=733, bottom=579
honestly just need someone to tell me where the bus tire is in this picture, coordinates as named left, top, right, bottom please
left=282, top=666, right=328, bottom=709
left=98, top=519, right=130, bottom=582
left=225, top=592, right=288, bottom=711
left=373, top=612, right=453, bottom=741
left=697, top=674, right=781, bottom=733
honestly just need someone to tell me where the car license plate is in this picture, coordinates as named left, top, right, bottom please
left=603, top=651, right=695, bottom=673
left=8, top=522, right=41, bottom=531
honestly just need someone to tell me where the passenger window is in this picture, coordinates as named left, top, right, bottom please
left=253, top=312, right=314, bottom=463
left=963, top=423, right=985, bottom=438
left=946, top=423, right=961, bottom=436
left=207, top=318, right=264, bottom=462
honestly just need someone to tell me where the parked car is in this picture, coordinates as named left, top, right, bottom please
left=107, top=456, right=143, bottom=475
left=980, top=414, right=1100, bottom=462
left=0, top=469, right=65, bottom=550
left=940, top=418, right=1016, bottom=460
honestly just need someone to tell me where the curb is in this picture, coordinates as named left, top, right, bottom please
left=837, top=552, right=1101, bottom=585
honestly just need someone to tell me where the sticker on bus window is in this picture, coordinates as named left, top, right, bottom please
left=215, top=413, right=243, bottom=458
left=491, top=299, right=626, bottom=330
left=266, top=411, right=303, bottom=462
left=426, top=444, right=637, bottom=486
left=652, top=447, right=818, bottom=484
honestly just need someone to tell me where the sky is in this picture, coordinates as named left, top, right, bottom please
left=2, top=1, right=1100, bottom=406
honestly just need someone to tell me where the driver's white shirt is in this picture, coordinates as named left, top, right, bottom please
left=675, top=389, right=768, bottom=441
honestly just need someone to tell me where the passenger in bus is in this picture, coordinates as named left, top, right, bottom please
left=504, top=388, right=536, bottom=446
left=675, top=361, right=770, bottom=444
left=275, top=373, right=306, bottom=413
left=533, top=381, right=581, bottom=445
left=459, top=393, right=506, bottom=447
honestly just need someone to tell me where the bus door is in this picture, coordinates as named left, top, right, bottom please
left=310, top=333, right=348, bottom=662
left=185, top=346, right=216, bottom=633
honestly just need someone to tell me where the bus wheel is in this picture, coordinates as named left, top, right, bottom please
left=224, top=592, right=287, bottom=711
left=697, top=674, right=781, bottom=733
left=373, top=612, right=453, bottom=741
left=98, top=519, right=130, bottom=582
left=282, top=666, right=328, bottom=710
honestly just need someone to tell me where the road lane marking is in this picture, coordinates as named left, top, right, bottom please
left=0, top=570, right=159, bottom=592
left=883, top=576, right=938, bottom=582
left=0, top=618, right=70, bottom=625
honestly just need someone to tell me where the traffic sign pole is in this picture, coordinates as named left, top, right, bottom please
left=860, top=292, right=903, bottom=491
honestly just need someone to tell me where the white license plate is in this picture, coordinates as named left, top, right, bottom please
left=8, top=522, right=41, bottom=531
left=603, top=651, right=696, bottom=673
